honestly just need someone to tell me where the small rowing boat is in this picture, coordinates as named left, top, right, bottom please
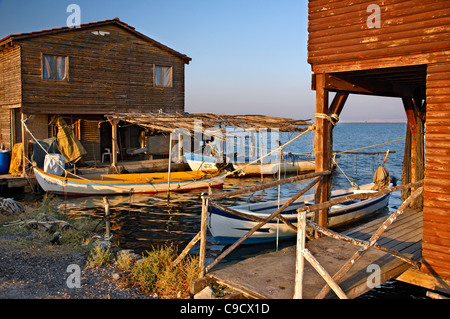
left=208, top=183, right=390, bottom=244
left=33, top=167, right=227, bottom=196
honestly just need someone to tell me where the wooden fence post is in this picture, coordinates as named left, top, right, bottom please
left=199, top=193, right=209, bottom=278
left=205, top=176, right=323, bottom=273
left=315, top=186, right=424, bottom=299
left=294, top=211, right=307, bottom=299
left=103, top=197, right=111, bottom=244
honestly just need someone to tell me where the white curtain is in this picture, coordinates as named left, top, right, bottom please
left=163, top=66, right=172, bottom=87
left=43, top=55, right=53, bottom=79
left=154, top=66, right=162, bottom=86
left=155, top=66, right=172, bottom=87
left=43, top=55, right=66, bottom=80
left=55, top=56, right=66, bottom=80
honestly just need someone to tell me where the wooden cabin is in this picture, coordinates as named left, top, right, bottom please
left=0, top=18, right=191, bottom=164
left=308, top=0, right=450, bottom=290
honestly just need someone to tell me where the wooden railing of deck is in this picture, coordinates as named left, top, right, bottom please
left=172, top=170, right=331, bottom=275
left=294, top=180, right=424, bottom=299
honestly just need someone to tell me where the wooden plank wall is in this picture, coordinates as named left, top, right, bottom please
left=0, top=109, right=11, bottom=149
left=422, top=62, right=450, bottom=278
left=0, top=45, right=21, bottom=109
left=0, top=45, right=21, bottom=149
left=308, top=0, right=450, bottom=73
left=18, top=24, right=187, bottom=115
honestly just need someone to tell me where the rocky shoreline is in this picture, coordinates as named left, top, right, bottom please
left=0, top=244, right=152, bottom=299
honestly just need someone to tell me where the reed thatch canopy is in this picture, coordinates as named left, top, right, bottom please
left=107, top=112, right=311, bottom=133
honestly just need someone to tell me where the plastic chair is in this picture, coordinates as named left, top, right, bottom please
left=102, top=148, right=112, bottom=163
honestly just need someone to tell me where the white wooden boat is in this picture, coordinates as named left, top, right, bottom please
left=184, top=152, right=319, bottom=176
left=184, top=152, right=219, bottom=171
left=33, top=167, right=227, bottom=196
left=208, top=183, right=390, bottom=244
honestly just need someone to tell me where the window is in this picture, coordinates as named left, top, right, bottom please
left=42, top=54, right=68, bottom=80
left=154, top=65, right=172, bottom=87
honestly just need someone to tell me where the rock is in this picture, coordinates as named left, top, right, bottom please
left=50, top=232, right=61, bottom=245
left=190, top=277, right=208, bottom=295
left=194, top=286, right=215, bottom=299
left=111, top=272, right=122, bottom=281
left=117, top=249, right=141, bottom=261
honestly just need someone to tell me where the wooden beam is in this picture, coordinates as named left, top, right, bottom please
left=314, top=73, right=425, bottom=98
left=396, top=268, right=450, bottom=295
left=403, top=98, right=418, bottom=190
left=209, top=170, right=330, bottom=200
left=329, top=91, right=349, bottom=117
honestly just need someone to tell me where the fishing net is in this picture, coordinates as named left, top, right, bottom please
left=372, top=166, right=390, bottom=190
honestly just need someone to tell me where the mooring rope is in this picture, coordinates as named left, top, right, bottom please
left=315, top=113, right=339, bottom=126
left=335, top=138, right=405, bottom=155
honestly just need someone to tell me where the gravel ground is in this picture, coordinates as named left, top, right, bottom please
left=0, top=244, right=152, bottom=299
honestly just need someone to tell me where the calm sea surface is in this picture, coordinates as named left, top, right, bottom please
left=56, top=122, right=428, bottom=299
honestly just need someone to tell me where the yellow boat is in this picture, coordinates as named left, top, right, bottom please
left=33, top=167, right=227, bottom=196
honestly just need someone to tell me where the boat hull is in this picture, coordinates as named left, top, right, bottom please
left=33, top=167, right=227, bottom=196
left=208, top=183, right=390, bottom=244
left=184, top=152, right=316, bottom=176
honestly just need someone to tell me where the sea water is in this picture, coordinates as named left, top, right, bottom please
left=58, top=122, right=428, bottom=298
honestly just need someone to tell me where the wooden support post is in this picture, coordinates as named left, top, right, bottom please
left=178, top=133, right=183, bottom=160
left=314, top=74, right=331, bottom=230
left=198, top=193, right=209, bottom=278
left=294, top=211, right=307, bottom=299
left=402, top=97, right=425, bottom=208
left=111, top=118, right=119, bottom=168
left=403, top=98, right=418, bottom=186
left=294, top=210, right=348, bottom=299
left=103, top=197, right=111, bottom=243
left=20, top=113, right=28, bottom=177
left=167, top=132, right=173, bottom=201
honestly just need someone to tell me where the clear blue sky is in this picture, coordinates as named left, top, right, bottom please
left=0, top=0, right=405, bottom=122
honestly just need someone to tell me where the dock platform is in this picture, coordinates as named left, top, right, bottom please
left=0, top=174, right=35, bottom=190
left=208, top=208, right=423, bottom=299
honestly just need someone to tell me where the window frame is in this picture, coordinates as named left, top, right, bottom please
left=154, top=65, right=173, bottom=88
left=41, top=54, right=69, bottom=81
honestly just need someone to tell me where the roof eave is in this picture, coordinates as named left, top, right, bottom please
left=0, top=18, right=192, bottom=64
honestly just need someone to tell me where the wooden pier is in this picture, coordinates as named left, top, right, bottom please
left=0, top=174, right=35, bottom=190
left=207, top=208, right=422, bottom=299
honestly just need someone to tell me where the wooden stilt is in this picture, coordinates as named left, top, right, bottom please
left=199, top=193, right=208, bottom=278
left=402, top=97, right=425, bottom=209
left=110, top=118, right=119, bottom=168
left=314, top=74, right=331, bottom=230
left=21, top=113, right=28, bottom=177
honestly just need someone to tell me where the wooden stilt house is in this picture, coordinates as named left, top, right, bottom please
left=308, top=0, right=450, bottom=288
left=0, top=18, right=191, bottom=169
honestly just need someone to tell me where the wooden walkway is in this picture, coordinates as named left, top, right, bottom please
left=0, top=174, right=35, bottom=190
left=208, top=208, right=423, bottom=299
